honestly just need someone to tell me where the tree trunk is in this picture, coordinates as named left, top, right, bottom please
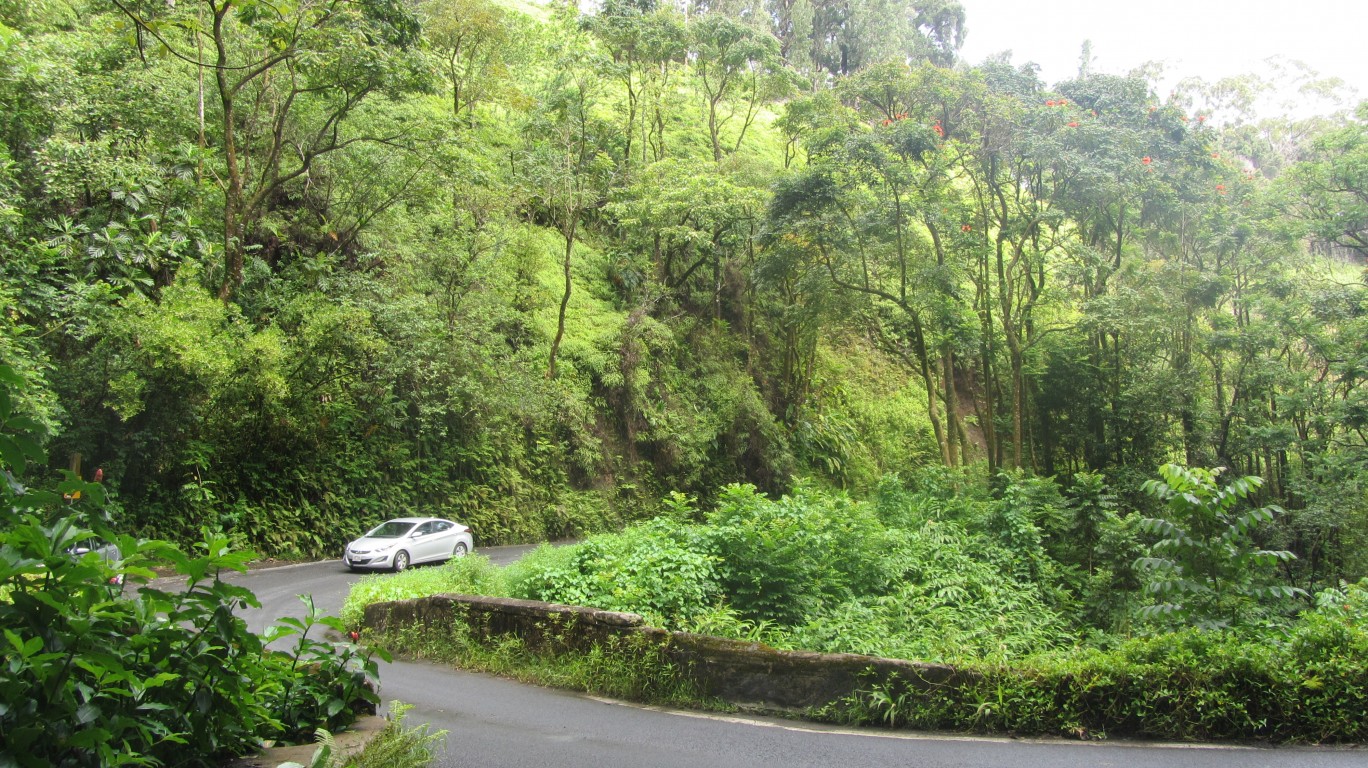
left=548, top=217, right=577, bottom=379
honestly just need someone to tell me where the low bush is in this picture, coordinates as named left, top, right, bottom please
left=504, top=519, right=721, bottom=626
left=835, top=607, right=1368, bottom=742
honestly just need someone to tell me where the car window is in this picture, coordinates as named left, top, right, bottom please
left=434, top=521, right=452, bottom=532
left=414, top=522, right=435, bottom=535
left=367, top=521, right=415, bottom=538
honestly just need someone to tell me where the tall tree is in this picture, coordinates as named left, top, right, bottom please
left=112, top=0, right=426, bottom=300
left=587, top=0, right=685, bottom=173
left=421, top=0, right=521, bottom=126
left=524, top=13, right=612, bottom=379
left=1286, top=102, right=1368, bottom=258
left=688, top=14, right=794, bottom=162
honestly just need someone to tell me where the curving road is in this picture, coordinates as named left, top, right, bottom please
left=219, top=555, right=1362, bottom=768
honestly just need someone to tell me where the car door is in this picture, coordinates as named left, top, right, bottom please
left=410, top=522, right=439, bottom=563
left=426, top=521, right=455, bottom=560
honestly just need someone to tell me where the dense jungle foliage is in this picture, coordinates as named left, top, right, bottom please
left=0, top=366, right=386, bottom=767
left=1, top=0, right=1366, bottom=595
left=344, top=474, right=1368, bottom=741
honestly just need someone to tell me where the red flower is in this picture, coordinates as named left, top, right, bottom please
left=1212, top=152, right=1220, bottom=159
left=1046, top=100, right=1056, bottom=107
left=932, top=122, right=944, bottom=136
left=961, top=224, right=973, bottom=232
left=1215, top=184, right=1226, bottom=194
left=1141, top=156, right=1152, bottom=165
left=349, top=630, right=361, bottom=642
left=94, top=468, right=103, bottom=483
left=1067, top=122, right=1079, bottom=128
left=1197, top=115, right=1207, bottom=123
left=881, top=118, right=893, bottom=126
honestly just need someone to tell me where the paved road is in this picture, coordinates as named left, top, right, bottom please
left=224, top=556, right=1363, bottom=768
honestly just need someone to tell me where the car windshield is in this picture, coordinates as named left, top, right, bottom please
left=365, top=521, right=416, bottom=539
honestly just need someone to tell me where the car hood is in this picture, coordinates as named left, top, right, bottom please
left=347, top=536, right=406, bottom=551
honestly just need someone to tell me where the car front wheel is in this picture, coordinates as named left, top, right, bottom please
left=392, top=550, right=410, bottom=572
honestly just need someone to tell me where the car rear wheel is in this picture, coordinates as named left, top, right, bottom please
left=453, top=542, right=469, bottom=558
left=392, top=550, right=410, bottom=573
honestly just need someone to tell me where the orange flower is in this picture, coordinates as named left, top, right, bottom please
left=1046, top=100, right=1056, bottom=106
left=1215, top=184, right=1226, bottom=194
left=882, top=118, right=893, bottom=126
left=1068, top=121, right=1079, bottom=128
left=1212, top=152, right=1220, bottom=159
left=1197, top=115, right=1207, bottom=122
left=961, top=224, right=973, bottom=232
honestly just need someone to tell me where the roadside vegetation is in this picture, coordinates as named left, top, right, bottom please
left=280, top=703, right=446, bottom=768
left=370, top=612, right=711, bottom=710
left=346, top=471, right=1368, bottom=742
left=0, top=367, right=390, bottom=767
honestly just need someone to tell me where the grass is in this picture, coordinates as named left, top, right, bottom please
left=340, top=554, right=510, bottom=628
left=282, top=702, right=445, bottom=768
left=367, top=616, right=723, bottom=712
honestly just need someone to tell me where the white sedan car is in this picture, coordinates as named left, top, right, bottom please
left=343, top=517, right=474, bottom=572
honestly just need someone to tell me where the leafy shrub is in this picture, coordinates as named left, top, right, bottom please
left=370, top=611, right=704, bottom=707
left=786, top=519, right=1071, bottom=662
left=1135, top=464, right=1305, bottom=630
left=842, top=617, right=1368, bottom=742
left=505, top=519, right=721, bottom=626
left=0, top=517, right=385, bottom=766
left=704, top=483, right=895, bottom=625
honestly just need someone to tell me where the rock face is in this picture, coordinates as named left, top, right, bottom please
left=363, top=594, right=966, bottom=713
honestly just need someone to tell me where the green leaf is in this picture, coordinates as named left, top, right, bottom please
left=0, top=435, right=24, bottom=472
left=76, top=702, right=101, bottom=725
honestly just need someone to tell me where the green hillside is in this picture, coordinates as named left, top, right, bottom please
left=1, top=0, right=1365, bottom=601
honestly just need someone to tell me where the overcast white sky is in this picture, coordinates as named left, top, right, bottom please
left=956, top=0, right=1367, bottom=115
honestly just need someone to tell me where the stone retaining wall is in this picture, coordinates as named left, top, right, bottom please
left=363, top=594, right=967, bottom=713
